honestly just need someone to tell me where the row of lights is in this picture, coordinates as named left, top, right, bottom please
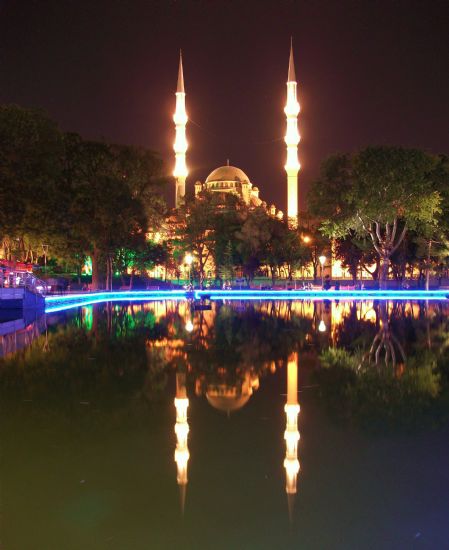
left=184, top=252, right=328, bottom=286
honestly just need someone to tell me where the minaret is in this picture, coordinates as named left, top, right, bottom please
left=174, top=371, right=190, bottom=514
left=284, top=40, right=300, bottom=227
left=173, top=51, right=188, bottom=208
left=283, top=352, right=300, bottom=521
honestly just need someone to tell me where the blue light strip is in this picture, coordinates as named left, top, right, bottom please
left=44, top=289, right=449, bottom=313
left=45, top=291, right=187, bottom=313
left=200, top=290, right=449, bottom=301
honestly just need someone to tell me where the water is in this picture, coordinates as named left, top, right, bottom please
left=1, top=299, right=449, bottom=549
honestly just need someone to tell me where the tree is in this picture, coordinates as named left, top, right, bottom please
left=211, top=194, right=246, bottom=281
left=0, top=104, right=65, bottom=259
left=309, top=147, right=441, bottom=288
left=236, top=206, right=271, bottom=284
left=0, top=105, right=167, bottom=286
left=176, top=191, right=218, bottom=288
left=62, top=134, right=165, bottom=289
left=219, top=241, right=234, bottom=283
left=281, top=228, right=312, bottom=281
left=334, top=233, right=378, bottom=283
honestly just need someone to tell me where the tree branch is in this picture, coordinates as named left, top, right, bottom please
left=391, top=218, right=397, bottom=243
left=390, top=224, right=407, bottom=255
left=375, top=222, right=383, bottom=245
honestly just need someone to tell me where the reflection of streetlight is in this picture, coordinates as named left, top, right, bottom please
left=319, top=255, right=326, bottom=289
left=185, top=253, right=193, bottom=285
left=185, top=320, right=194, bottom=333
left=318, top=320, right=326, bottom=332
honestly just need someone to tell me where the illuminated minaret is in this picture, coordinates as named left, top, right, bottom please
left=174, top=371, right=190, bottom=514
left=284, top=40, right=300, bottom=227
left=173, top=51, right=188, bottom=208
left=284, top=352, right=300, bottom=521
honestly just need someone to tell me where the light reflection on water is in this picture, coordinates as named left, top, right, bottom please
left=1, top=299, right=449, bottom=549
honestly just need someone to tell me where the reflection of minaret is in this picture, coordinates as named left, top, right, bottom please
left=174, top=372, right=189, bottom=514
left=284, top=39, right=300, bottom=227
left=173, top=51, right=188, bottom=208
left=284, top=352, right=300, bottom=521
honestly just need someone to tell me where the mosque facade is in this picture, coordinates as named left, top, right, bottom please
left=172, top=43, right=300, bottom=224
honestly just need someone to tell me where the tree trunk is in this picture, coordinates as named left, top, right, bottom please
left=92, top=246, right=101, bottom=290
left=425, top=240, right=432, bottom=291
left=379, top=256, right=390, bottom=289
left=108, top=255, right=113, bottom=291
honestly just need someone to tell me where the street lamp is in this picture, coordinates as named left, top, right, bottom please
left=318, top=319, right=326, bottom=332
left=185, top=319, right=194, bottom=333
left=185, top=253, right=193, bottom=286
left=302, top=235, right=311, bottom=244
left=319, top=255, right=326, bottom=289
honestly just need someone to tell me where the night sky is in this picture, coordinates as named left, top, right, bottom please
left=1, top=0, right=448, bottom=211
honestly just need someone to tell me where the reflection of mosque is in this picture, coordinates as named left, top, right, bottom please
left=140, top=298, right=445, bottom=516
left=173, top=349, right=300, bottom=519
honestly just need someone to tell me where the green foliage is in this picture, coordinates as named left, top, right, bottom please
left=316, top=344, right=443, bottom=432
left=0, top=104, right=167, bottom=287
left=219, top=240, right=234, bottom=282
left=334, top=233, right=378, bottom=281
left=320, top=347, right=359, bottom=370
left=309, top=146, right=443, bottom=286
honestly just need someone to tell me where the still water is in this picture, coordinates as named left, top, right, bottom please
left=1, top=299, right=449, bottom=549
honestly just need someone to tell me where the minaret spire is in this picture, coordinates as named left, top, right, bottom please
left=288, top=37, right=296, bottom=82
left=173, top=50, right=188, bottom=208
left=284, top=352, right=300, bottom=522
left=174, top=371, right=190, bottom=516
left=284, top=39, right=300, bottom=227
left=177, top=50, right=185, bottom=93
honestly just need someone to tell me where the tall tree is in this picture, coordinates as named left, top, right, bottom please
left=309, top=147, right=441, bottom=288
left=62, top=134, right=165, bottom=289
left=0, top=104, right=64, bottom=258
left=176, top=191, right=219, bottom=288
left=236, top=206, right=272, bottom=284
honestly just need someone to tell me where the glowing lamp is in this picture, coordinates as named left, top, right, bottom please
left=318, top=320, right=326, bottom=332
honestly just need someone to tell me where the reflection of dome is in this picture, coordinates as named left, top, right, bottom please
left=206, top=165, right=250, bottom=183
left=206, top=392, right=251, bottom=413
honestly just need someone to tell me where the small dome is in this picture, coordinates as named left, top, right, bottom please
left=206, top=165, right=250, bottom=183
left=206, top=393, right=251, bottom=413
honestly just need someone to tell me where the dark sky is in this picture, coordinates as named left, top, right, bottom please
left=1, top=0, right=448, bottom=211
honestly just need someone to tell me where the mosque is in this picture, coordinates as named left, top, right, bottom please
left=173, top=42, right=300, bottom=225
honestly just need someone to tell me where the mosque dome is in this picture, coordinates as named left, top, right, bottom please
left=206, top=165, right=250, bottom=183
left=206, top=392, right=251, bottom=413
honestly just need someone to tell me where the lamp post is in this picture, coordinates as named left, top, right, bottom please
left=319, top=255, right=326, bottom=289
left=185, top=253, right=193, bottom=287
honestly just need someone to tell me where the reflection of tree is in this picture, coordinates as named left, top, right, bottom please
left=314, top=300, right=449, bottom=431
left=0, top=304, right=170, bottom=420
left=364, top=302, right=406, bottom=368
left=184, top=304, right=312, bottom=375
left=333, top=302, right=377, bottom=351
